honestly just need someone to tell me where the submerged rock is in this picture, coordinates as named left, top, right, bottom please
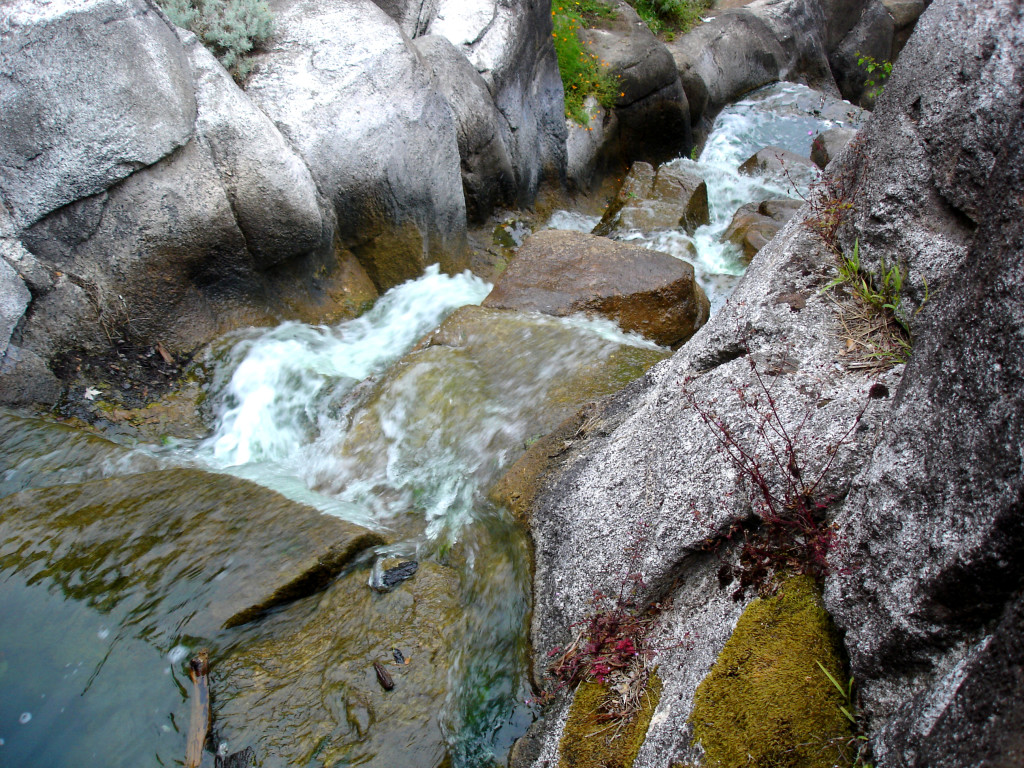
left=307, top=304, right=668, bottom=528
left=593, top=161, right=709, bottom=236
left=214, top=561, right=461, bottom=768
left=483, top=229, right=709, bottom=347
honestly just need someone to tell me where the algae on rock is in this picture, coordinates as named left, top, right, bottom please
left=689, top=576, right=853, bottom=767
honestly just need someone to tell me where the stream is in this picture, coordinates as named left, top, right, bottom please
left=0, top=82, right=863, bottom=767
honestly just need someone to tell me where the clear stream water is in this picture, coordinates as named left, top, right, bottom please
left=0, top=83, right=861, bottom=767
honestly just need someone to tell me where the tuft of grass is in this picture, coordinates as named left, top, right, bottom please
left=158, top=0, right=274, bottom=82
left=629, top=0, right=710, bottom=37
left=552, top=2, right=621, bottom=125
left=823, top=239, right=927, bottom=368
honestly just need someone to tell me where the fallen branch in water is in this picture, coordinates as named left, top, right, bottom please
left=185, top=649, right=210, bottom=768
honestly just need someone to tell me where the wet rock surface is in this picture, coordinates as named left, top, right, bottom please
left=0, top=468, right=385, bottom=641
left=483, top=229, right=709, bottom=347
left=721, top=197, right=803, bottom=262
left=811, top=125, right=859, bottom=168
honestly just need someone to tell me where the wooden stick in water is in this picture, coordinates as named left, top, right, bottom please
left=185, top=649, right=211, bottom=768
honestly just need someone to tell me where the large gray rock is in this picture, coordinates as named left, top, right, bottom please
left=0, top=0, right=195, bottom=230
left=245, top=0, right=468, bottom=291
left=511, top=0, right=1024, bottom=765
left=0, top=247, right=31, bottom=360
left=181, top=30, right=327, bottom=270
left=414, top=35, right=517, bottom=223
left=821, top=0, right=1024, bottom=758
left=579, top=0, right=691, bottom=165
left=667, top=10, right=786, bottom=130
left=424, top=0, right=568, bottom=203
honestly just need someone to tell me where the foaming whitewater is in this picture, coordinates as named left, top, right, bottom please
left=200, top=265, right=491, bottom=467
left=548, top=82, right=865, bottom=313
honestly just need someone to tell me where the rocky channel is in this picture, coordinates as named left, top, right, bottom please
left=3, top=0, right=1022, bottom=767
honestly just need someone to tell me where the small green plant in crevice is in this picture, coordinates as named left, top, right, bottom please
left=628, top=0, right=710, bottom=38
left=158, top=0, right=274, bottom=81
left=823, top=239, right=928, bottom=368
left=816, top=661, right=875, bottom=767
left=552, top=2, right=621, bottom=125
left=856, top=52, right=892, bottom=102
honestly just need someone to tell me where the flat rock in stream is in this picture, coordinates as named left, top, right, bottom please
left=482, top=230, right=709, bottom=348
left=0, top=468, right=386, bottom=643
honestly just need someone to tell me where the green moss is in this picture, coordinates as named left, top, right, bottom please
left=689, top=576, right=854, bottom=767
left=560, top=673, right=663, bottom=768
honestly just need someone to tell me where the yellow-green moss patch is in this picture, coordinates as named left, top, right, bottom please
left=560, top=673, right=663, bottom=768
left=689, top=576, right=853, bottom=767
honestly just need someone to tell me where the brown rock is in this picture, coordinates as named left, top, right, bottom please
left=483, top=229, right=710, bottom=347
left=721, top=198, right=802, bottom=263
left=593, top=161, right=709, bottom=236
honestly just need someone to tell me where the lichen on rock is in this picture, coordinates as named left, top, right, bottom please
left=689, top=576, right=853, bottom=768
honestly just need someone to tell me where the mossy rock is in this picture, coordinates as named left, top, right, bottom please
left=559, top=674, right=663, bottom=768
left=689, top=576, right=853, bottom=767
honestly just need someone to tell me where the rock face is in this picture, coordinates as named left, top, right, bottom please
left=511, top=0, right=1024, bottom=765
left=667, top=10, right=788, bottom=132
left=0, top=0, right=196, bottom=230
left=578, top=1, right=691, bottom=166
left=594, top=161, right=709, bottom=236
left=830, top=0, right=896, bottom=104
left=414, top=35, right=518, bottom=223
left=482, top=229, right=709, bottom=347
left=423, top=0, right=567, bottom=205
left=245, top=0, right=468, bottom=291
left=182, top=31, right=327, bottom=270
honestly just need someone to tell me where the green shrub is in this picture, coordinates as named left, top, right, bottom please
left=552, top=2, right=621, bottom=125
left=628, top=0, right=709, bottom=37
left=158, top=0, right=274, bottom=81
